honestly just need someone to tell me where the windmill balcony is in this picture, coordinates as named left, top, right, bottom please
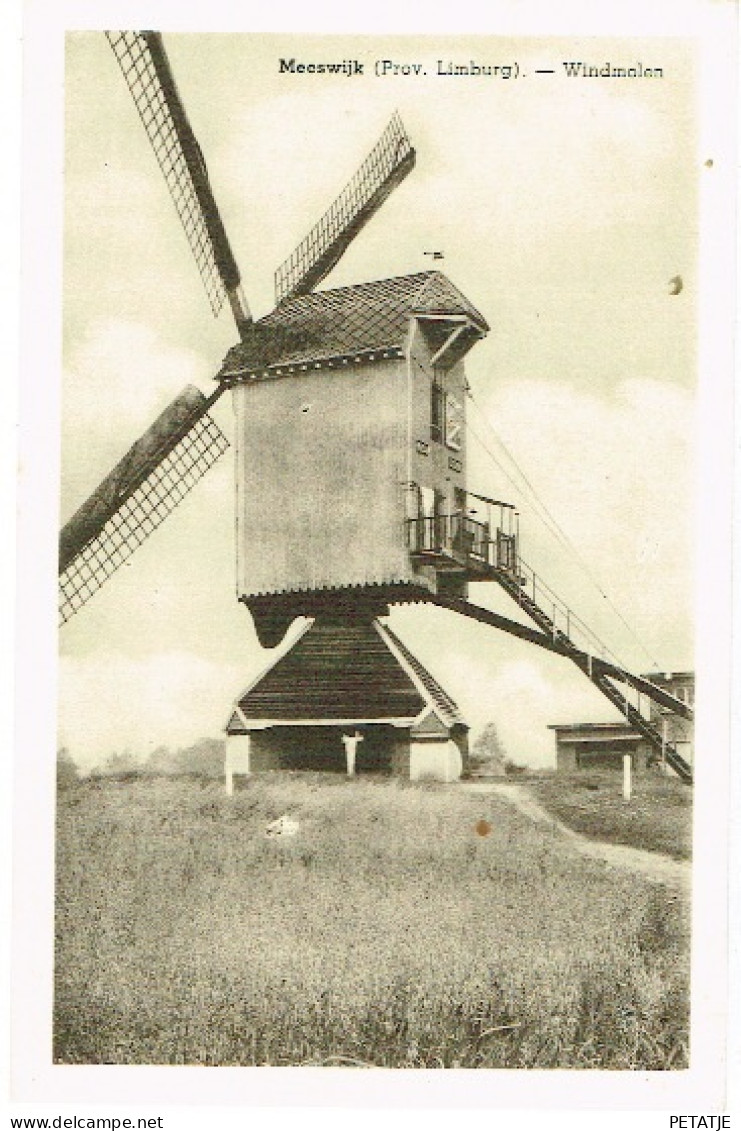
left=408, top=514, right=516, bottom=580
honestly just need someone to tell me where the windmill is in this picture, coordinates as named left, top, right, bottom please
left=59, top=31, right=693, bottom=785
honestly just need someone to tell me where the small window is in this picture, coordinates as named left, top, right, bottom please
left=431, top=380, right=445, bottom=443
left=445, top=394, right=463, bottom=451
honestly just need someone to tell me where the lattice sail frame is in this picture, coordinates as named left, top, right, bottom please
left=106, top=31, right=242, bottom=317
left=274, top=111, right=415, bottom=304
left=61, top=51, right=418, bottom=627
left=59, top=412, right=229, bottom=625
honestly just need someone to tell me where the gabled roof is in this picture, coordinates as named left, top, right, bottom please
left=218, top=272, right=489, bottom=380
left=227, top=616, right=465, bottom=729
left=226, top=710, right=249, bottom=735
left=410, top=709, right=451, bottom=738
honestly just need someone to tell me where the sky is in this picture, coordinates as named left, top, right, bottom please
left=59, top=32, right=699, bottom=770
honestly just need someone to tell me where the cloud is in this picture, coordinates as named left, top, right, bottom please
left=451, top=654, right=605, bottom=768
left=65, top=317, right=207, bottom=411
left=469, top=375, right=695, bottom=666
left=60, top=317, right=215, bottom=517
left=58, top=650, right=247, bottom=770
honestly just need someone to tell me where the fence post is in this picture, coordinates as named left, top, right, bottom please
left=623, top=754, right=632, bottom=801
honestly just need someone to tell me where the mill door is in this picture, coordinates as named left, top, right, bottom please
left=418, top=486, right=439, bottom=552
left=416, top=486, right=445, bottom=551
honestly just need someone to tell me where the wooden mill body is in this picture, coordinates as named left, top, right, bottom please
left=218, top=272, right=491, bottom=642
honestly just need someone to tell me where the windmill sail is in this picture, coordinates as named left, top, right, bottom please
left=106, top=31, right=251, bottom=334
left=274, top=112, right=415, bottom=305
left=59, top=386, right=229, bottom=625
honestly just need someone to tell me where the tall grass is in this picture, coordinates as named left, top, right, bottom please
left=528, top=770, right=693, bottom=860
left=54, top=775, right=690, bottom=1067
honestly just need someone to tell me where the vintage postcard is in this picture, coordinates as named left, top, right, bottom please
left=11, top=0, right=738, bottom=1119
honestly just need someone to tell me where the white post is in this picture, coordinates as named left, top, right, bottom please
left=342, top=731, right=363, bottom=777
left=623, top=753, right=632, bottom=801
left=661, top=715, right=668, bottom=776
left=225, top=735, right=250, bottom=795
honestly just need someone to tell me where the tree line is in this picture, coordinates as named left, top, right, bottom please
left=57, top=737, right=226, bottom=787
left=58, top=720, right=524, bottom=787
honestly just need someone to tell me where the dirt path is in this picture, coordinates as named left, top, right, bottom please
left=462, top=781, right=691, bottom=889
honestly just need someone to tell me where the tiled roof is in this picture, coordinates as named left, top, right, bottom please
left=230, top=617, right=465, bottom=727
left=218, top=272, right=489, bottom=379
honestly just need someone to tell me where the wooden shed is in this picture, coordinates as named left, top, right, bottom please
left=224, top=616, right=469, bottom=791
left=548, top=722, right=652, bottom=773
left=218, top=271, right=496, bottom=647
left=549, top=671, right=694, bottom=777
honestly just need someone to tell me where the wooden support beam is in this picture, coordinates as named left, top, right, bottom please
left=429, top=323, right=470, bottom=368
left=431, top=593, right=692, bottom=722
left=429, top=593, right=563, bottom=651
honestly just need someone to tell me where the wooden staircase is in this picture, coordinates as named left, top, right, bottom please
left=431, top=558, right=694, bottom=784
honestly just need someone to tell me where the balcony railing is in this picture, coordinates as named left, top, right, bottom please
left=408, top=514, right=517, bottom=575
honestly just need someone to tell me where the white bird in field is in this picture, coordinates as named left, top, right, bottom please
left=265, top=814, right=300, bottom=838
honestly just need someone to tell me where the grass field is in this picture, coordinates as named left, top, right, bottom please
left=54, top=774, right=691, bottom=1068
left=526, top=770, right=693, bottom=860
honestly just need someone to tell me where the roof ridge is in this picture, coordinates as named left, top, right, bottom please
left=411, top=272, right=488, bottom=327
left=380, top=623, right=464, bottom=727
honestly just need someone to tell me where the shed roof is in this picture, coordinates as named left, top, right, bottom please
left=548, top=722, right=642, bottom=742
left=218, top=271, right=489, bottom=380
left=228, top=617, right=465, bottom=729
left=548, top=722, right=638, bottom=732
left=641, top=671, right=694, bottom=685
left=383, top=624, right=463, bottom=725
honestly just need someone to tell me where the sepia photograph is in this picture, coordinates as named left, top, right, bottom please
left=11, top=3, right=737, bottom=1110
